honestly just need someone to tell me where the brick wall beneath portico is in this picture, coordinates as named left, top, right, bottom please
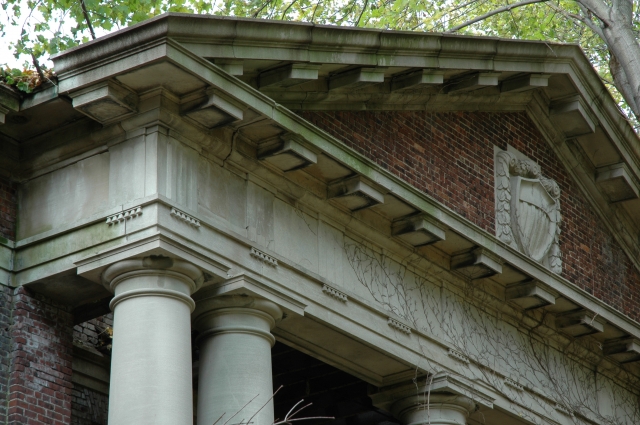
left=300, top=110, right=640, bottom=322
left=6, top=287, right=74, bottom=425
left=70, top=384, right=108, bottom=425
left=0, top=284, right=13, bottom=422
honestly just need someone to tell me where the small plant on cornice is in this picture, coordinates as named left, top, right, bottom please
left=1, top=64, right=55, bottom=93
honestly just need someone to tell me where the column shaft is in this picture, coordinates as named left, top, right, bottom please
left=194, top=296, right=282, bottom=425
left=103, top=257, right=202, bottom=425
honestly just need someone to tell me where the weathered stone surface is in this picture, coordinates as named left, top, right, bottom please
left=392, top=215, right=446, bottom=247
left=596, top=163, right=640, bottom=202
left=259, top=133, right=318, bottom=171
left=556, top=310, right=605, bottom=337
left=447, top=72, right=500, bottom=93
left=391, top=69, right=444, bottom=91
left=452, top=248, right=503, bottom=279
left=70, top=81, right=138, bottom=123
left=183, top=89, right=244, bottom=128
left=328, top=176, right=385, bottom=211
left=506, top=280, right=556, bottom=310
left=259, top=63, right=320, bottom=88
left=549, top=96, right=595, bottom=137
left=501, top=74, right=550, bottom=93
left=329, top=67, right=385, bottom=91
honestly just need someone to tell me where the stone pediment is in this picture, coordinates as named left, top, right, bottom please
left=4, top=17, right=640, bottom=406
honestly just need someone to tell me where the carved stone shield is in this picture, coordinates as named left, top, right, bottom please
left=495, top=150, right=562, bottom=274
left=510, top=177, right=558, bottom=262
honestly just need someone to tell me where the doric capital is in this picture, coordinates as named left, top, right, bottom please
left=371, top=374, right=493, bottom=425
left=192, top=289, right=283, bottom=346
left=193, top=293, right=282, bottom=322
left=102, top=256, right=204, bottom=290
left=391, top=393, right=476, bottom=425
left=102, top=256, right=204, bottom=311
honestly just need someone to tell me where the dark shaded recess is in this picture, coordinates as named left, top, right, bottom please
left=73, top=297, right=112, bottom=325
left=272, top=342, right=397, bottom=425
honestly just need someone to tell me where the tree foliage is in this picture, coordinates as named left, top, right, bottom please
left=1, top=0, right=638, bottom=127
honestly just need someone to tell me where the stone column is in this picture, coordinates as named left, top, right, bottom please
left=102, top=256, right=203, bottom=425
left=193, top=292, right=282, bottom=425
left=391, top=393, right=477, bottom=425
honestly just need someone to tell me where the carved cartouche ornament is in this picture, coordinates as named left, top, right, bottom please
left=496, top=150, right=562, bottom=274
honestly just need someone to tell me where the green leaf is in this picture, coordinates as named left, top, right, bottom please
left=16, top=81, right=32, bottom=92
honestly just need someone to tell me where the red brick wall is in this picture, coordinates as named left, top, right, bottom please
left=8, top=287, right=74, bottom=425
left=71, top=385, right=108, bottom=425
left=69, top=314, right=112, bottom=425
left=0, top=176, right=17, bottom=242
left=0, top=285, right=13, bottom=422
left=301, top=111, right=640, bottom=321
left=73, top=314, right=113, bottom=352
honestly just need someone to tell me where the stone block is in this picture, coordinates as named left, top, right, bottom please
left=328, top=176, right=385, bottom=211
left=603, top=338, right=640, bottom=363
left=329, top=68, right=385, bottom=91
left=506, top=280, right=556, bottom=310
left=556, top=310, right=604, bottom=337
left=183, top=88, right=244, bottom=128
left=212, top=59, right=244, bottom=76
left=501, top=74, right=550, bottom=93
left=70, top=81, right=137, bottom=123
left=596, top=163, right=639, bottom=202
left=392, top=215, right=446, bottom=247
left=370, top=194, right=418, bottom=220
left=0, top=105, right=8, bottom=125
left=0, top=84, right=21, bottom=125
left=550, top=96, right=595, bottom=137
left=575, top=126, right=620, bottom=167
left=259, top=133, right=318, bottom=171
left=451, top=248, right=502, bottom=279
left=447, top=72, right=500, bottom=93
left=391, top=69, right=444, bottom=91
left=260, top=64, right=320, bottom=88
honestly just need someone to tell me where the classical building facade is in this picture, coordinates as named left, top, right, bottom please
left=1, top=13, right=640, bottom=425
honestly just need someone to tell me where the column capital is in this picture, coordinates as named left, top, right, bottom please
left=102, top=256, right=204, bottom=289
left=193, top=293, right=283, bottom=322
left=194, top=273, right=306, bottom=316
left=371, top=374, right=493, bottom=411
left=391, top=393, right=476, bottom=425
left=371, top=374, right=494, bottom=425
left=193, top=293, right=283, bottom=347
left=102, top=255, right=204, bottom=311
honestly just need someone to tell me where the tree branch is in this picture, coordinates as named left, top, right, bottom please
left=30, top=53, right=45, bottom=83
left=354, top=0, right=369, bottom=26
left=446, top=0, right=549, bottom=33
left=281, top=0, right=298, bottom=19
left=447, top=0, right=483, bottom=16
left=252, top=0, right=271, bottom=18
left=610, top=50, right=640, bottom=119
left=310, top=0, right=322, bottom=23
left=575, top=0, right=611, bottom=25
left=78, top=0, right=96, bottom=40
left=611, top=0, right=633, bottom=22
left=547, top=1, right=605, bottom=39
